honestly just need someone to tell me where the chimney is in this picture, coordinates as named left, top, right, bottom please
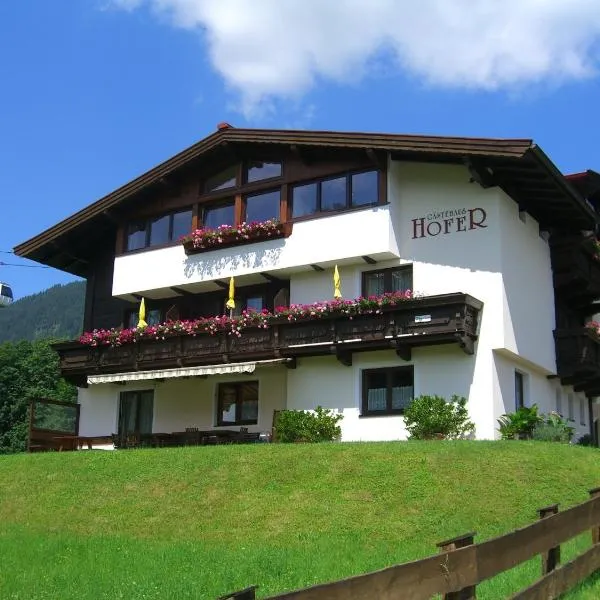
left=217, top=122, right=233, bottom=131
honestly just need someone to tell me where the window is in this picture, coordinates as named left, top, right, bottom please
left=321, top=176, right=347, bottom=211
left=205, top=165, right=237, bottom=192
left=245, top=296, right=264, bottom=312
left=125, top=209, right=193, bottom=251
left=555, top=389, right=563, bottom=416
left=362, top=266, right=413, bottom=297
left=292, top=182, right=318, bottom=218
left=515, top=371, right=525, bottom=410
left=351, top=171, right=378, bottom=206
left=580, top=398, right=586, bottom=426
left=118, top=390, right=154, bottom=436
left=127, top=308, right=161, bottom=329
left=217, top=382, right=258, bottom=426
left=230, top=292, right=265, bottom=316
left=245, top=190, right=280, bottom=223
left=149, top=214, right=170, bottom=246
left=203, top=201, right=235, bottom=229
left=172, top=209, right=193, bottom=239
left=362, top=367, right=413, bottom=416
left=567, top=393, right=574, bottom=421
left=126, top=222, right=147, bottom=251
left=246, top=160, right=282, bottom=183
left=291, top=169, right=379, bottom=219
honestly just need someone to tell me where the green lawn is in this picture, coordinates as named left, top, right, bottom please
left=0, top=441, right=599, bottom=599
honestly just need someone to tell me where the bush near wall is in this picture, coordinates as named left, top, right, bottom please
left=275, top=407, right=343, bottom=443
left=403, top=395, right=475, bottom=440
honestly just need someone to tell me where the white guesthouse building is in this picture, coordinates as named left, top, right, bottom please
left=15, top=126, right=600, bottom=443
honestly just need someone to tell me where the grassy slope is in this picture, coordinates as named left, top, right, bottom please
left=1, top=441, right=600, bottom=599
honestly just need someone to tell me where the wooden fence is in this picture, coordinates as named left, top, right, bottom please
left=218, top=487, right=600, bottom=600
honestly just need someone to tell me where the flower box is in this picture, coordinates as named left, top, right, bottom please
left=181, top=220, right=292, bottom=256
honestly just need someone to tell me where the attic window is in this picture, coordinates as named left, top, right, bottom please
left=246, top=161, right=282, bottom=183
left=205, top=165, right=237, bottom=193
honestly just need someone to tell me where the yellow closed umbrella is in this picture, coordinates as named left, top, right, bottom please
left=226, top=277, right=236, bottom=310
left=333, top=265, right=342, bottom=299
left=137, top=297, right=148, bottom=329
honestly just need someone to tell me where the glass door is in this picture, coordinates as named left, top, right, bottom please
left=118, top=390, right=154, bottom=437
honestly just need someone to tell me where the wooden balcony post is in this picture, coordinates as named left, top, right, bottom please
left=538, top=504, right=560, bottom=575
left=436, top=532, right=476, bottom=599
left=589, top=487, right=600, bottom=545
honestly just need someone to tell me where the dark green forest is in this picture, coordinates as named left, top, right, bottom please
left=0, top=282, right=84, bottom=453
left=0, top=280, right=85, bottom=343
left=0, top=339, right=77, bottom=453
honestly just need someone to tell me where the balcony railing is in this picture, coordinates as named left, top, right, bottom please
left=54, top=293, right=483, bottom=386
left=551, top=234, right=600, bottom=304
left=554, top=327, right=600, bottom=395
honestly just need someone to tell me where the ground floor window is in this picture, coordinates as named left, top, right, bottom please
left=514, top=371, right=525, bottom=410
left=361, top=367, right=414, bottom=416
left=118, top=390, right=154, bottom=436
left=217, top=381, right=259, bottom=426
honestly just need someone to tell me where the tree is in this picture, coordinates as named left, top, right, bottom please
left=0, top=339, right=76, bottom=453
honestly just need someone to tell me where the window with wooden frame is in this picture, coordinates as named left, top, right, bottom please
left=362, top=367, right=414, bottom=416
left=291, top=169, right=380, bottom=219
left=203, top=200, right=235, bottom=229
left=362, top=265, right=413, bottom=297
left=216, top=381, right=259, bottom=426
left=125, top=208, right=193, bottom=251
left=125, top=307, right=162, bottom=329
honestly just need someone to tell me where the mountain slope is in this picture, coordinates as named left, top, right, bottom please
left=0, top=281, right=85, bottom=343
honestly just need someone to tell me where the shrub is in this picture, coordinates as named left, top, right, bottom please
left=577, top=434, right=594, bottom=447
left=275, top=406, right=343, bottom=443
left=403, top=395, right=475, bottom=440
left=532, top=412, right=574, bottom=443
left=497, top=405, right=542, bottom=440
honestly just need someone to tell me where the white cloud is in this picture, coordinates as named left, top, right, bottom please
left=112, top=0, right=600, bottom=115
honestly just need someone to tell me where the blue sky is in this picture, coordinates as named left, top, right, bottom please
left=2, top=0, right=600, bottom=299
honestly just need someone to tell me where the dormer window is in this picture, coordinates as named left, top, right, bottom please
left=126, top=208, right=192, bottom=251
left=204, top=165, right=237, bottom=193
left=245, top=190, right=280, bottom=222
left=291, top=169, right=379, bottom=219
left=203, top=201, right=235, bottom=229
left=246, top=160, right=282, bottom=183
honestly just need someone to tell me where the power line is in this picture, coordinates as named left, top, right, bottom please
left=0, top=261, right=49, bottom=269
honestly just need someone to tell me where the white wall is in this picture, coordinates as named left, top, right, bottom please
left=287, top=347, right=478, bottom=441
left=492, top=350, right=591, bottom=441
left=78, top=367, right=287, bottom=436
left=498, top=192, right=556, bottom=373
left=112, top=206, right=398, bottom=297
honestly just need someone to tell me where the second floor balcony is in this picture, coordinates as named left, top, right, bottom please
left=551, top=234, right=600, bottom=306
left=54, top=292, right=483, bottom=386
left=112, top=206, right=399, bottom=300
left=554, top=326, right=600, bottom=395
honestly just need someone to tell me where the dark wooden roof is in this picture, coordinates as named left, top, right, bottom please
left=14, top=127, right=598, bottom=276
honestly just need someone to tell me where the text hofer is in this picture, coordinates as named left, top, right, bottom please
left=412, top=208, right=487, bottom=239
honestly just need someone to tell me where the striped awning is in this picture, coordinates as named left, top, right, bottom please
left=86, top=358, right=289, bottom=385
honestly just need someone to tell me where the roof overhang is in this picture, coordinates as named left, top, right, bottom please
left=14, top=128, right=599, bottom=276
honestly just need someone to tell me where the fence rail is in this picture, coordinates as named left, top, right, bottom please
left=219, top=488, right=600, bottom=600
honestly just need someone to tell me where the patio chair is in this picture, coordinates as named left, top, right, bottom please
left=184, top=427, right=201, bottom=446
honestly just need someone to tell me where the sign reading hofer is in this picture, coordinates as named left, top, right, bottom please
left=412, top=208, right=487, bottom=239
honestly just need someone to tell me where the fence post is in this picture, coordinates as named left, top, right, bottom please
left=217, top=586, right=256, bottom=600
left=436, top=532, right=476, bottom=600
left=589, top=487, right=600, bottom=545
left=537, top=504, right=560, bottom=575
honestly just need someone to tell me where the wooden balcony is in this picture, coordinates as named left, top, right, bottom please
left=551, top=234, right=600, bottom=306
left=554, top=327, right=600, bottom=395
left=54, top=292, right=483, bottom=386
